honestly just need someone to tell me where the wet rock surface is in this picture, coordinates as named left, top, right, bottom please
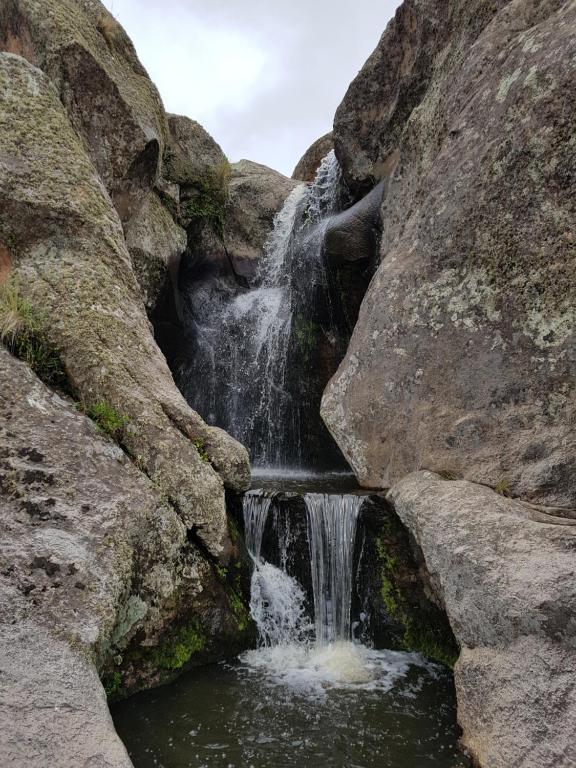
left=389, top=471, right=576, bottom=767
left=323, top=0, right=576, bottom=506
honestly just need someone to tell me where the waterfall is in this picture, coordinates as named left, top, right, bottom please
left=304, top=494, right=362, bottom=645
left=243, top=492, right=311, bottom=647
left=180, top=151, right=349, bottom=470
left=243, top=489, right=361, bottom=649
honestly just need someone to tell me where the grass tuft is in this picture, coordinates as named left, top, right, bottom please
left=0, top=280, right=68, bottom=389
left=84, top=401, right=129, bottom=439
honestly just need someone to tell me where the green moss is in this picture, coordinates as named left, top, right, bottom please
left=194, top=438, right=210, bottom=462
left=293, top=316, right=318, bottom=363
left=228, top=588, right=250, bottom=632
left=215, top=564, right=228, bottom=581
left=152, top=618, right=206, bottom=671
left=376, top=516, right=459, bottom=668
left=172, top=160, right=231, bottom=237
left=0, top=280, right=69, bottom=390
left=228, top=516, right=240, bottom=545
left=102, top=670, right=122, bottom=698
left=83, top=401, right=129, bottom=439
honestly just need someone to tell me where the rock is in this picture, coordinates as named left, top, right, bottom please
left=0, top=0, right=168, bottom=220
left=0, top=53, right=250, bottom=565
left=323, top=181, right=385, bottom=267
left=323, top=181, right=385, bottom=328
left=292, top=132, right=334, bottom=183
left=323, top=0, right=576, bottom=505
left=0, top=347, right=253, bottom=767
left=123, top=191, right=187, bottom=311
left=388, top=470, right=576, bottom=768
left=226, top=159, right=299, bottom=280
left=164, top=113, right=228, bottom=188
left=0, top=623, right=133, bottom=768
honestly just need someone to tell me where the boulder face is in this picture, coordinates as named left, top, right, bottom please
left=123, top=191, right=187, bottom=310
left=292, top=132, right=334, bottom=183
left=0, top=0, right=168, bottom=220
left=323, top=0, right=576, bottom=506
left=0, top=348, right=253, bottom=768
left=0, top=52, right=249, bottom=563
left=226, top=159, right=299, bottom=280
left=389, top=471, right=576, bottom=768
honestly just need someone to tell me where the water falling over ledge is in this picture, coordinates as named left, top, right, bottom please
left=179, top=151, right=352, bottom=472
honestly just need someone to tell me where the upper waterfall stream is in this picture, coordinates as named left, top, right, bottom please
left=179, top=152, right=350, bottom=471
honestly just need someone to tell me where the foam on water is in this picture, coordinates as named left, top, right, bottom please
left=240, top=642, right=428, bottom=696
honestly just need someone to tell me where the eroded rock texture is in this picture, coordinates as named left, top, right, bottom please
left=0, top=349, right=252, bottom=768
left=0, top=52, right=249, bottom=558
left=389, top=471, right=576, bottom=768
left=323, top=0, right=576, bottom=506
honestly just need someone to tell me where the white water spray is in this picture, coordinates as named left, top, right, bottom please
left=240, top=489, right=389, bottom=688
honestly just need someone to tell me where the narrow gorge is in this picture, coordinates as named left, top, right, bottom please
left=0, top=1, right=575, bottom=768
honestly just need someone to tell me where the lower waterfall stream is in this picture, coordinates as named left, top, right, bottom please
left=113, top=483, right=469, bottom=768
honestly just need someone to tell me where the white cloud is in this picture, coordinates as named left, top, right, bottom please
left=103, top=0, right=401, bottom=175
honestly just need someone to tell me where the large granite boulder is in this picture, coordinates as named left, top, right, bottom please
left=0, top=53, right=249, bottom=561
left=323, top=0, right=576, bottom=506
left=389, top=471, right=576, bottom=768
left=0, top=348, right=252, bottom=768
left=226, top=159, right=299, bottom=280
left=0, top=0, right=168, bottom=220
left=292, top=132, right=334, bottom=183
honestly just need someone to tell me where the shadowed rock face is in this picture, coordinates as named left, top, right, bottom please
left=389, top=471, right=576, bottom=768
left=0, top=349, right=253, bottom=768
left=323, top=0, right=576, bottom=506
left=292, top=132, right=334, bottom=182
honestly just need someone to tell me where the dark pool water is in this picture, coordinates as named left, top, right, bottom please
left=113, top=647, right=469, bottom=768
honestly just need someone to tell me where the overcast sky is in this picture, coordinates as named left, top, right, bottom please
left=102, top=0, right=401, bottom=176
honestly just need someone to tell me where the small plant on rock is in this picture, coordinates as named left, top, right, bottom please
left=0, top=279, right=68, bottom=389
left=84, top=401, right=129, bottom=440
left=495, top=477, right=511, bottom=497
left=194, top=438, right=210, bottom=463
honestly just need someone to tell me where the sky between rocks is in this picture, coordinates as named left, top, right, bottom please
left=102, top=0, right=401, bottom=176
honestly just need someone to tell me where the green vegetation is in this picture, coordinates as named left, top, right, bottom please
left=228, top=588, right=249, bottom=632
left=194, top=438, right=210, bottom=462
left=83, top=401, right=129, bottom=440
left=294, top=316, right=318, bottom=363
left=0, top=279, right=68, bottom=389
left=101, top=670, right=122, bottom=699
left=152, top=619, right=206, bottom=671
left=495, top=477, right=511, bottom=497
left=215, top=564, right=228, bottom=581
left=175, top=160, right=231, bottom=238
left=376, top=516, right=459, bottom=668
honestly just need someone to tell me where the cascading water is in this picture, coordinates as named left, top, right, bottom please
left=180, top=152, right=350, bottom=470
left=243, top=491, right=311, bottom=648
left=242, top=489, right=368, bottom=683
left=305, top=494, right=362, bottom=645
